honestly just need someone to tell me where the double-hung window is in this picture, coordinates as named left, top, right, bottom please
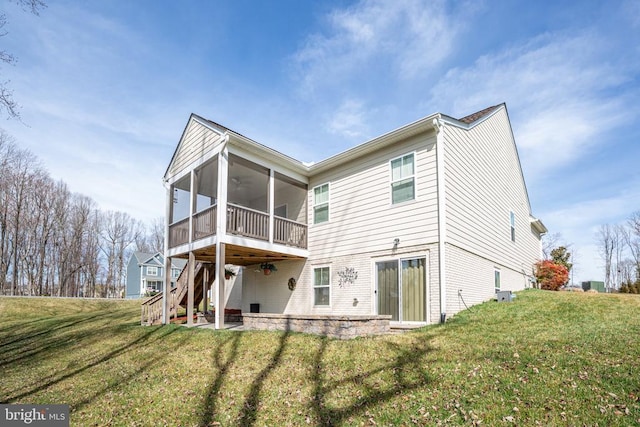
left=313, top=266, right=330, bottom=306
left=390, top=153, right=415, bottom=204
left=313, top=183, right=329, bottom=224
left=147, top=266, right=158, bottom=276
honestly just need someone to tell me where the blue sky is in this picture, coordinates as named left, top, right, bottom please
left=2, top=0, right=639, bottom=283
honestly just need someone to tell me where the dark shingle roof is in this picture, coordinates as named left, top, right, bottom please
left=457, top=104, right=502, bottom=124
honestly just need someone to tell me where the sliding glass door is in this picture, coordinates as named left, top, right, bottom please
left=376, top=257, right=426, bottom=322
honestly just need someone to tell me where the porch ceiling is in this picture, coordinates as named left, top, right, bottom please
left=174, top=243, right=306, bottom=267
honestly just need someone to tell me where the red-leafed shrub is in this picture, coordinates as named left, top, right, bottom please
left=535, top=260, right=569, bottom=291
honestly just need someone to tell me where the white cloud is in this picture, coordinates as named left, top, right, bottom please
left=326, top=99, right=369, bottom=139
left=429, top=32, right=637, bottom=176
left=293, top=0, right=464, bottom=95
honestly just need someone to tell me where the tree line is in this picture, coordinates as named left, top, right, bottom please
left=0, top=131, right=164, bottom=298
left=597, top=212, right=640, bottom=292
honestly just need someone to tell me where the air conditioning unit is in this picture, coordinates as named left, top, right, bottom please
left=496, top=290, right=514, bottom=302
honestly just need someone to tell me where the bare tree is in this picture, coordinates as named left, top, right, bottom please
left=0, top=0, right=46, bottom=118
left=542, top=232, right=563, bottom=260
left=0, top=129, right=155, bottom=298
left=625, top=211, right=640, bottom=280
left=134, top=217, right=165, bottom=254
left=597, top=224, right=617, bottom=291
left=100, top=211, right=141, bottom=297
left=0, top=132, right=19, bottom=292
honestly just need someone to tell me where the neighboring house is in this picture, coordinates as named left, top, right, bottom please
left=126, top=252, right=187, bottom=298
left=160, top=103, right=546, bottom=328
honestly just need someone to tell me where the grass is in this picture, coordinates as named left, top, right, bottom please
left=0, top=290, right=639, bottom=426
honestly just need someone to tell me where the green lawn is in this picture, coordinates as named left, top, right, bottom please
left=1, top=290, right=639, bottom=426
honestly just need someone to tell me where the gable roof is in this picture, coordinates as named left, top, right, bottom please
left=168, top=105, right=508, bottom=178
left=164, top=114, right=308, bottom=181
left=130, top=251, right=187, bottom=270
left=457, top=104, right=502, bottom=124
left=165, top=103, right=544, bottom=230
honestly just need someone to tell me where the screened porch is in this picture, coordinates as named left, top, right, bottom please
left=167, top=153, right=308, bottom=252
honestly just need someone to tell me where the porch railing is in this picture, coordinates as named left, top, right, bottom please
left=193, top=205, right=217, bottom=241
left=227, top=203, right=269, bottom=241
left=168, top=203, right=308, bottom=250
left=168, top=217, right=189, bottom=248
left=274, top=216, right=307, bottom=249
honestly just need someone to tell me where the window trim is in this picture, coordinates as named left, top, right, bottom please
left=147, top=266, right=158, bottom=276
left=313, top=265, right=331, bottom=307
left=390, top=152, right=416, bottom=205
left=313, top=182, right=330, bottom=224
left=494, top=268, right=501, bottom=294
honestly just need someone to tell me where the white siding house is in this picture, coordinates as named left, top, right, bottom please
left=159, top=103, right=545, bottom=329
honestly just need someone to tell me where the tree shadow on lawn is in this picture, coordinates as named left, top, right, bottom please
left=199, top=332, right=242, bottom=427
left=309, top=336, right=433, bottom=425
left=0, top=309, right=121, bottom=347
left=71, top=326, right=194, bottom=413
left=0, top=312, right=178, bottom=404
left=236, top=327, right=291, bottom=427
left=0, top=310, right=130, bottom=368
left=197, top=322, right=435, bottom=427
left=198, top=320, right=292, bottom=427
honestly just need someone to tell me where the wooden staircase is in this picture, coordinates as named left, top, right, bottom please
left=141, top=261, right=215, bottom=325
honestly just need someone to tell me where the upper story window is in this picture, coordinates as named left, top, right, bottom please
left=171, top=268, right=180, bottom=278
left=147, top=266, right=158, bottom=276
left=313, top=183, right=329, bottom=224
left=510, top=211, right=516, bottom=242
left=390, top=153, right=415, bottom=204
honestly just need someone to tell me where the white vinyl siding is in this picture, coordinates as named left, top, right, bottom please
left=308, top=132, right=438, bottom=260
left=313, top=183, right=329, bottom=224
left=313, top=266, right=331, bottom=306
left=168, top=118, right=225, bottom=177
left=444, top=108, right=542, bottom=275
left=390, top=153, right=415, bottom=204
left=445, top=244, right=525, bottom=318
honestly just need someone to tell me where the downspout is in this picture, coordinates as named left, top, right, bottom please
left=433, top=117, right=447, bottom=323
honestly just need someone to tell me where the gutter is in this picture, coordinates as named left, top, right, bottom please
left=433, top=117, right=447, bottom=323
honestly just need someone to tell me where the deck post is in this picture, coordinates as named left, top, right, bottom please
left=163, top=255, right=172, bottom=324
left=187, top=251, right=195, bottom=326
left=163, top=184, right=172, bottom=325
left=203, top=266, right=209, bottom=316
left=214, top=141, right=228, bottom=330
left=214, top=242, right=225, bottom=329
left=268, top=169, right=274, bottom=243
